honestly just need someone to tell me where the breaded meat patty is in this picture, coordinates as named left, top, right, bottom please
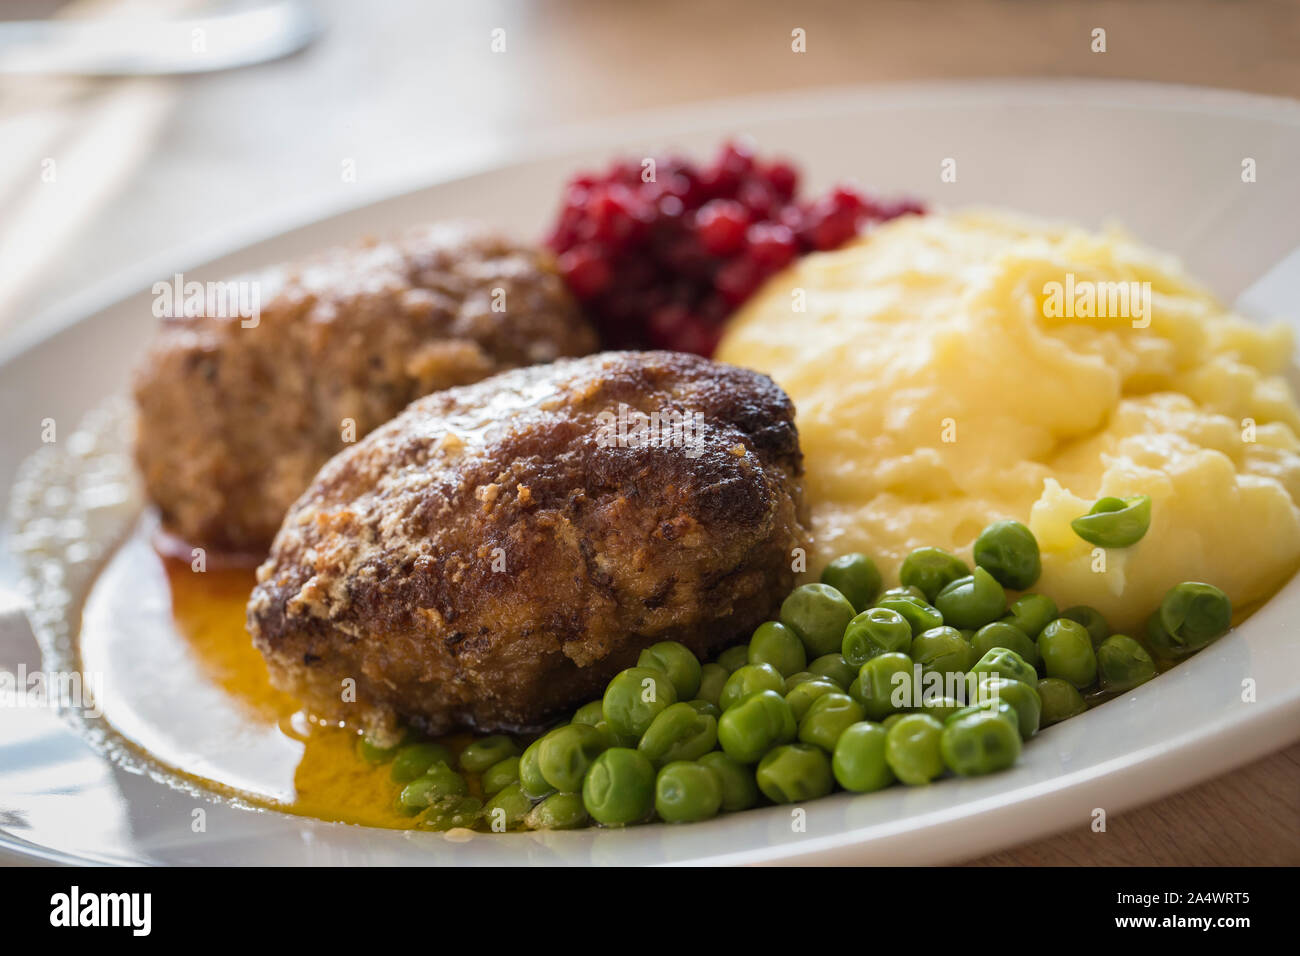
left=133, top=224, right=595, bottom=554
left=247, top=350, right=807, bottom=735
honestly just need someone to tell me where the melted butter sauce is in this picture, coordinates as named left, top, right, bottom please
left=78, top=525, right=440, bottom=829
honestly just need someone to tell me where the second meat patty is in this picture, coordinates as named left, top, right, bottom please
left=133, top=224, right=596, bottom=554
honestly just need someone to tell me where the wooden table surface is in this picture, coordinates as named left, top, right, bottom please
left=969, top=742, right=1300, bottom=866
left=1, top=0, right=1298, bottom=864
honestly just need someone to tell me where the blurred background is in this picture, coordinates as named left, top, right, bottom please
left=1, top=0, right=1298, bottom=339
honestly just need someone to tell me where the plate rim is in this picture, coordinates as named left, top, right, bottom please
left=3, top=76, right=1300, bottom=866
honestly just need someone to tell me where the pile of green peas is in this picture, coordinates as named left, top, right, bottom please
left=360, top=516, right=1233, bottom=831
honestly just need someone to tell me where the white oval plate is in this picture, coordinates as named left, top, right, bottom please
left=2, top=80, right=1299, bottom=866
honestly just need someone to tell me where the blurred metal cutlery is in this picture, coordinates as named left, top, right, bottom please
left=0, top=0, right=320, bottom=76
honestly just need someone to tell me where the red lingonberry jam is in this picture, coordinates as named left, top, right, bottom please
left=545, top=140, right=925, bottom=355
left=695, top=200, right=751, bottom=256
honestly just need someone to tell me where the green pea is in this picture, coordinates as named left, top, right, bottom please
left=879, top=585, right=927, bottom=602
left=427, top=799, right=483, bottom=830
left=458, top=734, right=521, bottom=774
left=1070, top=494, right=1151, bottom=548
left=357, top=730, right=407, bottom=765
left=484, top=782, right=532, bottom=831
left=798, top=692, right=866, bottom=752
left=571, top=700, right=605, bottom=727
left=941, top=710, right=1022, bottom=776
left=1097, top=634, right=1157, bottom=692
left=747, top=621, right=807, bottom=676
left=1037, top=678, right=1087, bottom=726
left=430, top=800, right=479, bottom=830
left=717, top=689, right=797, bottom=763
left=481, top=755, right=521, bottom=795
left=582, top=748, right=655, bottom=826
left=946, top=696, right=1019, bottom=733
left=698, top=752, right=759, bottom=811
left=592, top=720, right=634, bottom=750
left=832, top=721, right=895, bottom=792
left=780, top=583, right=856, bottom=657
left=785, top=677, right=842, bottom=722
left=1038, top=619, right=1098, bottom=688
left=820, top=553, right=883, bottom=612
left=900, top=546, right=970, bottom=602
left=783, top=671, right=818, bottom=692
left=856, top=652, right=917, bottom=721
left=420, top=795, right=483, bottom=832
left=638, top=641, right=702, bottom=700
left=911, top=626, right=974, bottom=681
left=884, top=713, right=945, bottom=786
left=808, top=653, right=856, bottom=689
left=390, top=742, right=456, bottom=783
left=654, top=761, right=723, bottom=823
left=842, top=607, right=913, bottom=666
left=422, top=762, right=469, bottom=797
left=1146, top=582, right=1232, bottom=656
left=970, top=675, right=1041, bottom=739
left=969, top=645, right=1038, bottom=687
left=602, top=666, right=678, bottom=741
left=519, top=734, right=557, bottom=799
left=882, top=713, right=908, bottom=732
left=756, top=744, right=834, bottom=803
left=719, top=662, right=786, bottom=711
left=847, top=676, right=864, bottom=708
left=636, top=701, right=717, bottom=766
left=1001, top=593, right=1059, bottom=639
left=697, top=662, right=729, bottom=706
left=973, top=519, right=1042, bottom=590
left=538, top=723, right=607, bottom=793
left=524, top=791, right=589, bottom=830
left=934, top=567, right=1006, bottom=630
left=873, top=594, right=944, bottom=636
left=398, top=762, right=468, bottom=813
left=1061, top=605, right=1110, bottom=649
left=972, top=619, right=1041, bottom=671
left=717, top=645, right=751, bottom=673
left=918, top=695, right=964, bottom=723
left=685, top=698, right=721, bottom=719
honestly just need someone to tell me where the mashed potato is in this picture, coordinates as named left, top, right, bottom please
left=717, top=209, right=1300, bottom=631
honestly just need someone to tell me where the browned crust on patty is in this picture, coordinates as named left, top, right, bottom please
left=247, top=350, right=807, bottom=735
left=132, top=224, right=596, bottom=554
